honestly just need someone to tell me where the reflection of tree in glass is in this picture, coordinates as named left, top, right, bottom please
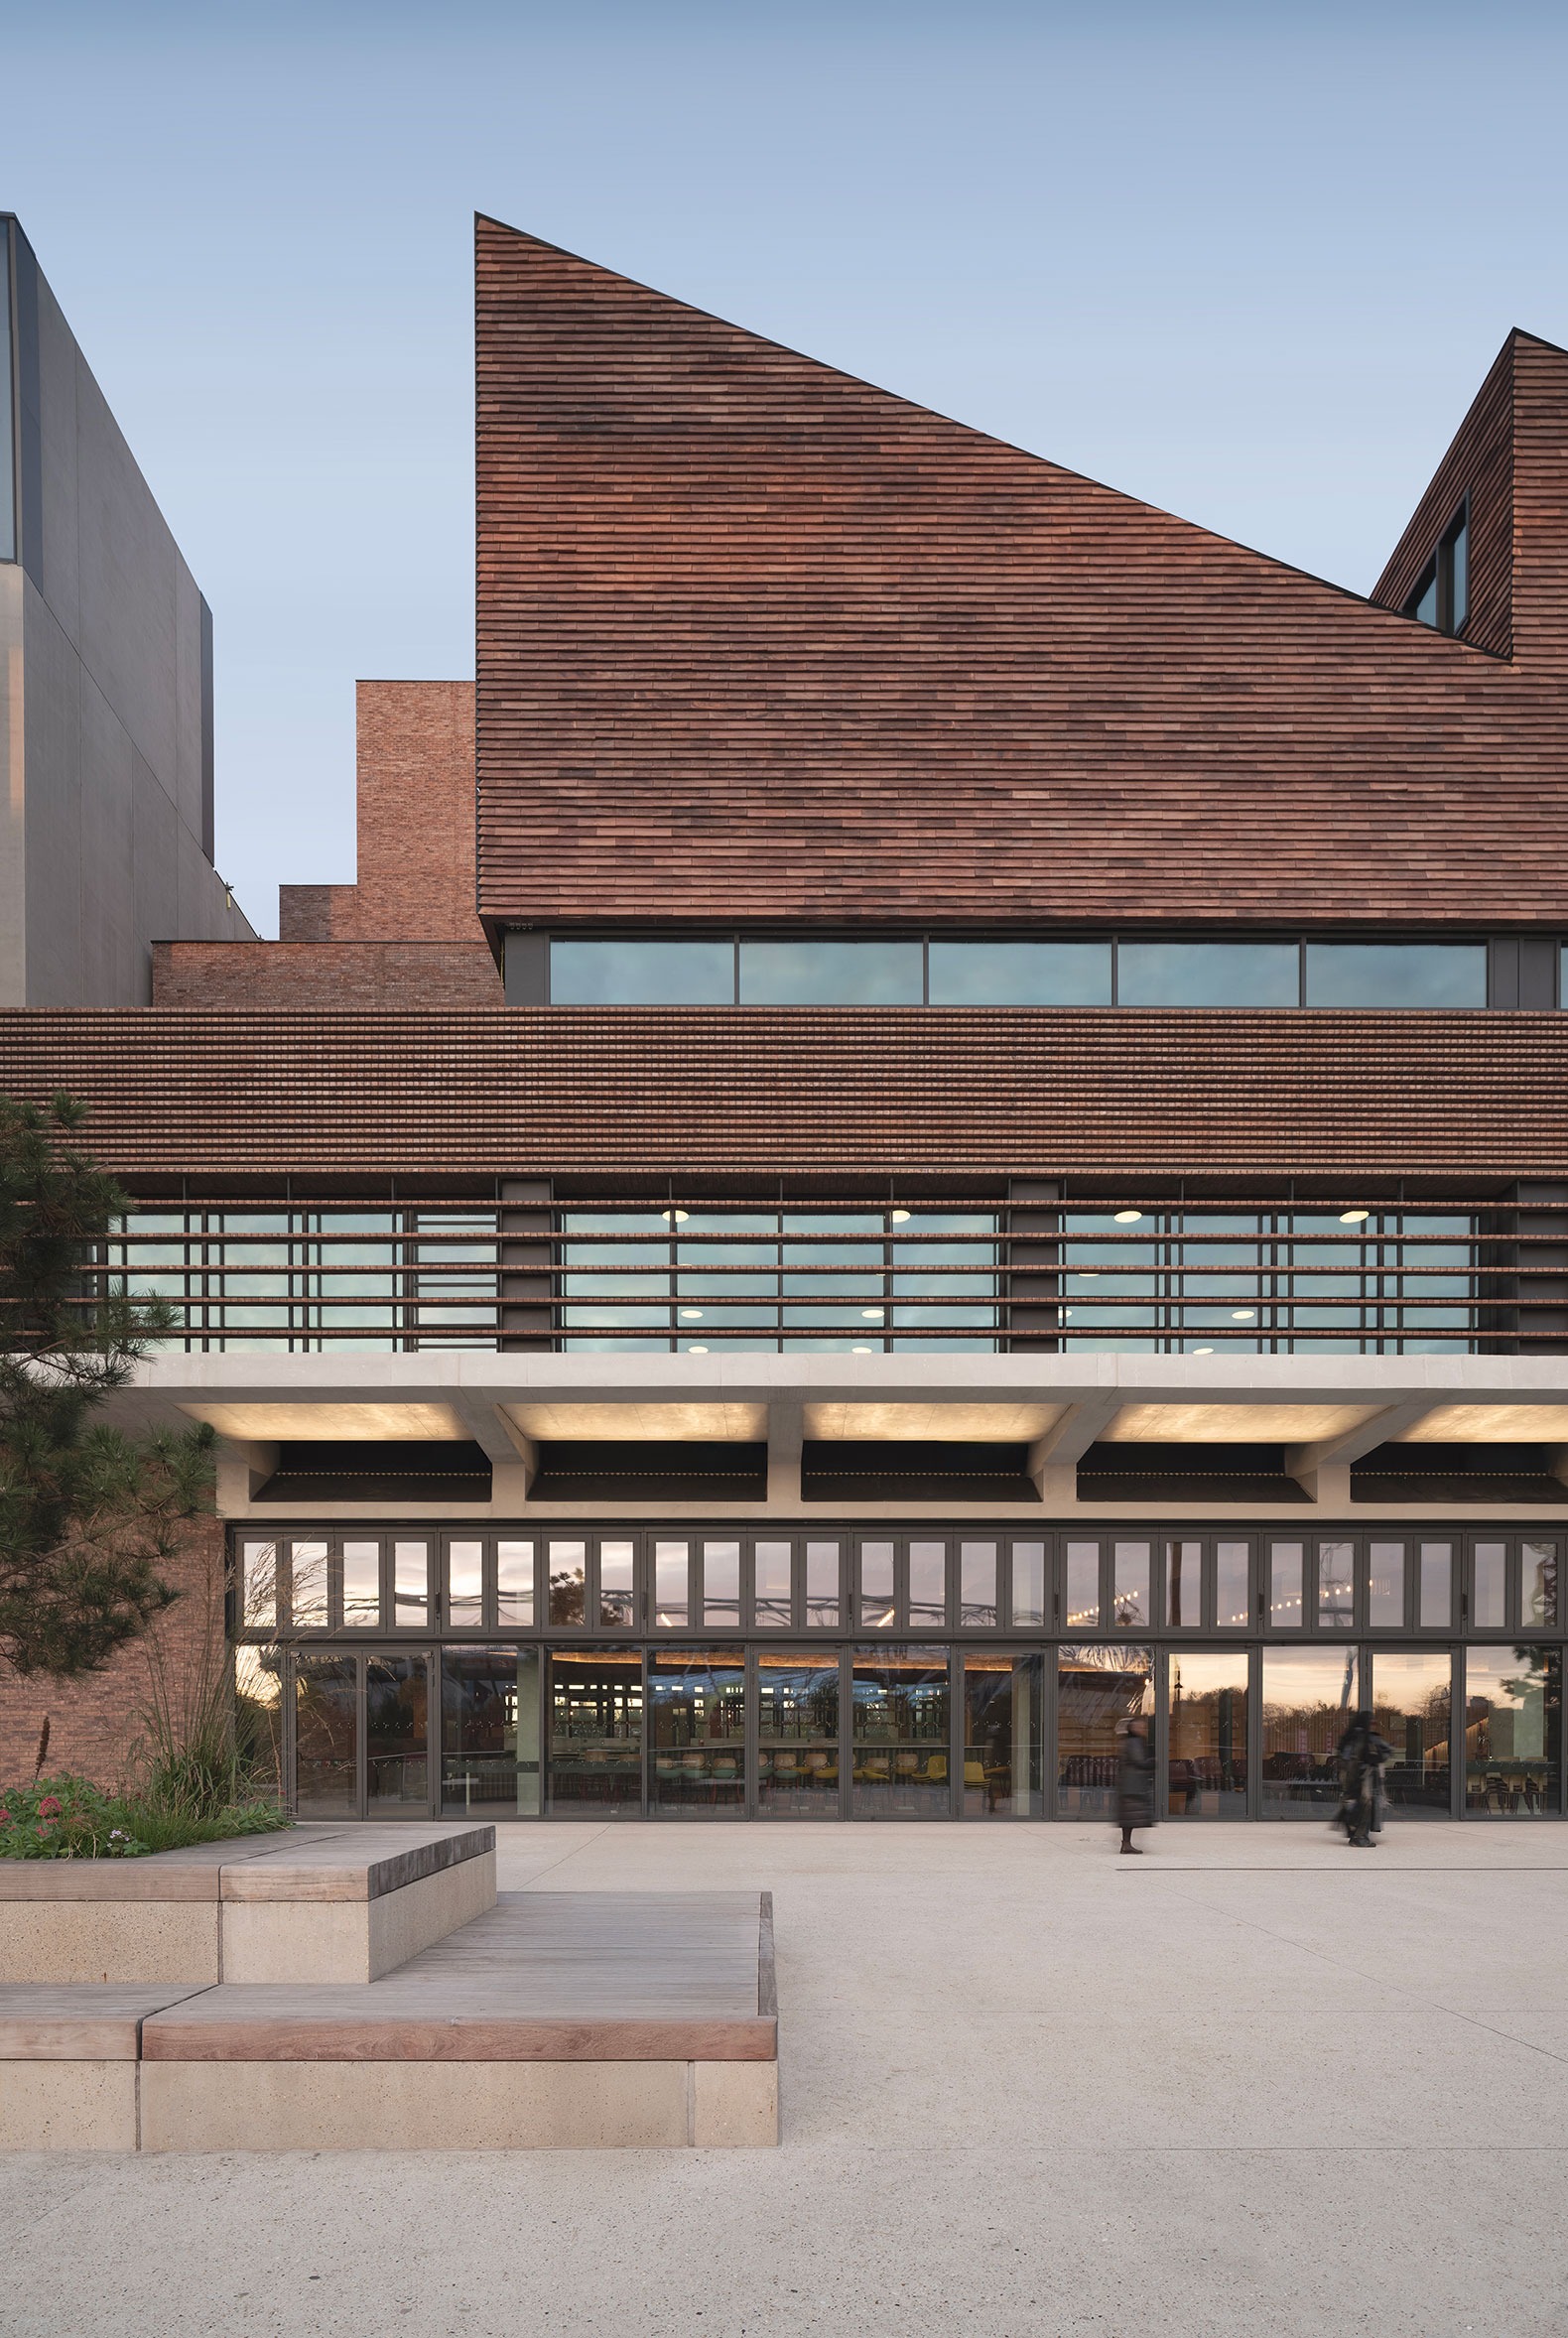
left=234, top=1643, right=284, bottom=1792
left=548, top=1568, right=586, bottom=1625
left=1499, top=1645, right=1556, bottom=1707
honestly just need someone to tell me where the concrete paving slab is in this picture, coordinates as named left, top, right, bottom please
left=2, top=1820, right=1567, bottom=2333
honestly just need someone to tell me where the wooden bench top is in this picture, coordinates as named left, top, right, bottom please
left=0, top=1823, right=493, bottom=1903
left=142, top=1891, right=777, bottom=2064
left=0, top=1985, right=207, bottom=2060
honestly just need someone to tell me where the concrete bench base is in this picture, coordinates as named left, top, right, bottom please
left=0, top=1902, right=219, bottom=1989
left=222, top=1846, right=497, bottom=1984
left=0, top=2061, right=140, bottom=2151
left=0, top=1824, right=496, bottom=1986
left=140, top=2055, right=777, bottom=2150
left=0, top=1891, right=780, bottom=2150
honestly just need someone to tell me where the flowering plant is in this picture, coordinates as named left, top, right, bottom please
left=0, top=1775, right=150, bottom=1859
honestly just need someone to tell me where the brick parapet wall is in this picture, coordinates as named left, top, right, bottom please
left=153, top=941, right=501, bottom=1009
left=275, top=683, right=479, bottom=946
left=0, top=1518, right=228, bottom=1793
left=278, top=886, right=350, bottom=944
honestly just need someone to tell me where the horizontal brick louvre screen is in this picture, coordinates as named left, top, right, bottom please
left=5, top=1007, right=1568, bottom=1178
left=475, top=217, right=1568, bottom=930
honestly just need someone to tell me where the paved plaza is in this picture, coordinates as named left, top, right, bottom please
left=4, top=1818, right=1567, bottom=2334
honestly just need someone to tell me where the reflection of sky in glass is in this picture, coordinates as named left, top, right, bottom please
left=741, top=940, right=922, bottom=1005
left=1052, top=1204, right=1482, bottom=1354
left=552, top=939, right=733, bottom=1004
left=928, top=940, right=1111, bottom=1005
left=1305, top=942, right=1486, bottom=1008
left=1118, top=940, right=1299, bottom=1007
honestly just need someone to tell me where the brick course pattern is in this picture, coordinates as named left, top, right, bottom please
left=5, top=1007, right=1568, bottom=1178
left=0, top=1521, right=228, bottom=1793
left=279, top=681, right=480, bottom=944
left=1371, top=336, right=1515, bottom=659
left=153, top=941, right=501, bottom=1009
left=475, top=216, right=1568, bottom=930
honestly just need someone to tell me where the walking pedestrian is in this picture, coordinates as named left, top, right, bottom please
left=1116, top=1712, right=1154, bottom=1854
left=1335, top=1709, right=1391, bottom=1846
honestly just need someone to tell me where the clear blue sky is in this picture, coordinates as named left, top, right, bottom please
left=7, top=0, right=1567, bottom=932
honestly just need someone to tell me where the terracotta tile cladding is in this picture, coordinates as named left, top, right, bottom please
left=474, top=217, right=1568, bottom=929
left=3, top=1008, right=1567, bottom=1180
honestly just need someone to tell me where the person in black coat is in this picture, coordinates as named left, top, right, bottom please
left=1116, top=1714, right=1154, bottom=1854
left=1335, top=1710, right=1392, bottom=1846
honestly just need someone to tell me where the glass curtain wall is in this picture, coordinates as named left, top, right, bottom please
left=756, top=1650, right=841, bottom=1814
left=1166, top=1651, right=1249, bottom=1818
left=1464, top=1649, right=1562, bottom=1814
left=1057, top=1645, right=1152, bottom=1818
left=253, top=1528, right=1568, bottom=1822
left=650, top=1649, right=746, bottom=1815
left=1260, top=1648, right=1360, bottom=1819
left=849, top=1649, right=951, bottom=1815
left=103, top=1196, right=1509, bottom=1356
left=962, top=1654, right=1043, bottom=1816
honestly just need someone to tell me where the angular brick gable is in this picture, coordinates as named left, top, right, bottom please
left=475, top=216, right=1568, bottom=932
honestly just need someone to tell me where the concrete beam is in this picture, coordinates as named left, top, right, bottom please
left=765, top=1396, right=804, bottom=1505
left=448, top=1395, right=535, bottom=1499
left=1029, top=1395, right=1123, bottom=1472
left=214, top=1438, right=277, bottom=1510
left=1285, top=1396, right=1442, bottom=1503
left=1027, top=1394, right=1123, bottom=1504
left=1285, top=1396, right=1442, bottom=1476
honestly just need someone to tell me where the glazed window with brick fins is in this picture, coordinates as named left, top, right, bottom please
left=90, top=1187, right=1568, bottom=1355
left=1404, top=501, right=1470, bottom=636
left=514, top=931, right=1568, bottom=1010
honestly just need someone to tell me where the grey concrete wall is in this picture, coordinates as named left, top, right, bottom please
left=0, top=220, right=254, bottom=1007
left=0, top=567, right=23, bottom=1004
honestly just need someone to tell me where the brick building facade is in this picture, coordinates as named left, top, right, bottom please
left=5, top=217, right=1568, bottom=1824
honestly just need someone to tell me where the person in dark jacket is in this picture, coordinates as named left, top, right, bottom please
left=1116, top=1714, right=1154, bottom=1854
left=1335, top=1710, right=1392, bottom=1846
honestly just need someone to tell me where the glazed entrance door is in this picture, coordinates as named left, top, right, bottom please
left=546, top=1650, right=645, bottom=1814
left=294, top=1653, right=357, bottom=1817
left=649, top=1649, right=746, bottom=1816
left=365, top=1654, right=432, bottom=1811
left=292, top=1650, right=435, bottom=1818
left=1164, top=1650, right=1250, bottom=1819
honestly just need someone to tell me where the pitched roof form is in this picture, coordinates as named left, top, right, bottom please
left=475, top=216, right=1568, bottom=931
